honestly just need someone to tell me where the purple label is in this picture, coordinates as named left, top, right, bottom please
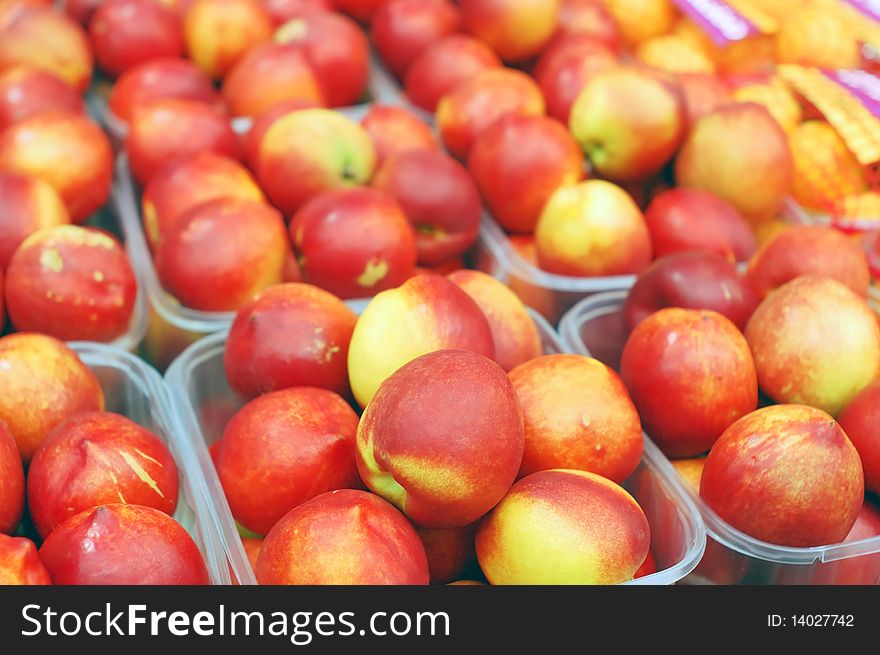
left=843, top=0, right=880, bottom=22
left=673, top=0, right=759, bottom=46
left=824, top=69, right=880, bottom=118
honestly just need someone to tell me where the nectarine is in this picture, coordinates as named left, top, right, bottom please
left=27, top=412, right=179, bottom=538
left=356, top=349, right=523, bottom=527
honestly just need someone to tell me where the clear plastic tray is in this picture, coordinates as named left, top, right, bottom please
left=165, top=310, right=706, bottom=585
left=473, top=214, right=637, bottom=324
left=559, top=290, right=880, bottom=584
left=69, top=341, right=228, bottom=584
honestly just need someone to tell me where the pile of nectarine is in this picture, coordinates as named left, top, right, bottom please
left=209, top=275, right=661, bottom=584
left=1, top=0, right=879, bottom=589
left=0, top=332, right=209, bottom=585
left=610, top=220, right=880, bottom=559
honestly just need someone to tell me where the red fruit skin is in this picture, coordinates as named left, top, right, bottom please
left=216, top=388, right=361, bottom=535
left=622, top=251, right=759, bottom=332
left=0, top=333, right=105, bottom=462
left=0, top=1, right=94, bottom=91
left=404, top=34, right=501, bottom=112
left=241, top=537, right=262, bottom=576
left=89, top=0, right=184, bottom=76
left=0, top=111, right=113, bottom=223
left=633, top=549, right=656, bottom=578
left=416, top=523, right=477, bottom=584
left=746, top=225, right=871, bottom=300
left=0, top=421, right=24, bottom=534
left=243, top=99, right=320, bottom=167
left=361, top=104, right=438, bottom=168
left=447, top=269, right=543, bottom=372
left=838, top=381, right=880, bottom=496
left=221, top=42, right=324, bottom=118
left=333, top=0, right=387, bottom=21
left=554, top=0, right=619, bottom=51
left=468, top=114, right=584, bottom=234
left=108, top=58, right=221, bottom=123
left=0, top=66, right=83, bottom=132
left=65, top=0, right=103, bottom=25
left=809, top=502, right=880, bottom=584
left=156, top=198, right=290, bottom=311
left=5, top=226, right=137, bottom=342
left=356, top=349, right=524, bottom=528
left=27, top=412, right=179, bottom=538
left=141, top=152, right=265, bottom=250
left=373, top=150, right=480, bottom=266
left=126, top=98, right=240, bottom=184
left=290, top=188, right=418, bottom=299
left=620, top=308, right=758, bottom=458
left=223, top=283, right=357, bottom=398
left=436, top=68, right=546, bottom=160
left=508, top=354, right=643, bottom=482
left=371, top=0, right=461, bottom=79
left=0, top=171, right=70, bottom=270
left=676, top=72, right=733, bottom=129
left=0, top=268, right=4, bottom=328
left=700, top=405, right=864, bottom=548
left=0, top=535, right=50, bottom=584
left=262, top=0, right=335, bottom=25
left=256, top=489, right=430, bottom=584
left=39, top=504, right=210, bottom=585
left=645, top=187, right=757, bottom=262
left=274, top=12, right=369, bottom=107
left=534, top=34, right=618, bottom=123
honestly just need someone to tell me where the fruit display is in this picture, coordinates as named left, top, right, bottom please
left=166, top=284, right=704, bottom=585
left=0, top=338, right=216, bottom=585
left=559, top=217, right=880, bottom=582
left=2, top=0, right=880, bottom=590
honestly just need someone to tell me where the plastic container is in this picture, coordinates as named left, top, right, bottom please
left=165, top=311, right=705, bottom=585
left=473, top=214, right=636, bottom=324
left=69, top=341, right=229, bottom=584
left=559, top=290, right=880, bottom=585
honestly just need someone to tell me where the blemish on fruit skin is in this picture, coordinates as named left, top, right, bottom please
left=40, top=248, right=64, bottom=273
left=93, top=271, right=104, bottom=282
left=356, top=258, right=389, bottom=288
left=323, top=345, right=341, bottom=363
left=134, top=448, right=163, bottom=467
left=119, top=451, right=165, bottom=498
